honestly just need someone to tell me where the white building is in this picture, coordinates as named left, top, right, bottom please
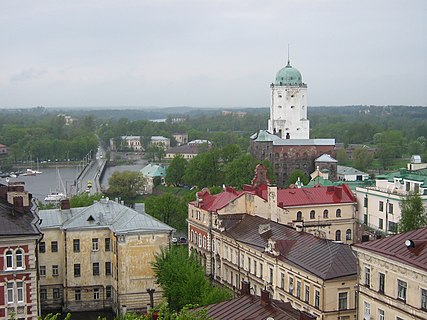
left=355, top=161, right=427, bottom=234
left=268, top=58, right=309, bottom=140
left=337, top=165, right=369, bottom=181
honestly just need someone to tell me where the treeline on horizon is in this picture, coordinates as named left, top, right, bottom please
left=0, top=105, right=426, bottom=171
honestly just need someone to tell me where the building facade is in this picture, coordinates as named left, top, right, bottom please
left=38, top=199, right=174, bottom=314
left=355, top=162, right=427, bottom=235
left=207, top=215, right=357, bottom=320
left=0, top=182, right=42, bottom=320
left=353, top=227, right=427, bottom=320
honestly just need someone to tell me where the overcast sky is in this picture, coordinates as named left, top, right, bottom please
left=1, top=0, right=426, bottom=108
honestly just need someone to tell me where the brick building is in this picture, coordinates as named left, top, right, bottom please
left=0, top=182, right=42, bottom=320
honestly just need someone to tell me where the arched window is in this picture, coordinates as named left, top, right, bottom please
left=6, top=250, right=13, bottom=269
left=310, top=210, right=315, bottom=219
left=346, top=229, right=352, bottom=240
left=336, top=209, right=342, bottom=217
left=323, top=210, right=329, bottom=219
left=297, top=211, right=302, bottom=221
left=335, top=230, right=341, bottom=241
left=16, top=249, right=24, bottom=268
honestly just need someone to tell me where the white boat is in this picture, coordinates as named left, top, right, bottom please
left=44, top=192, right=66, bottom=203
left=21, top=169, right=43, bottom=176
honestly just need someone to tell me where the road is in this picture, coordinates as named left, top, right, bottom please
left=72, top=147, right=106, bottom=195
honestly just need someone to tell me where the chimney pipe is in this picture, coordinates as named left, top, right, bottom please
left=260, top=289, right=270, bottom=306
left=241, top=281, right=250, bottom=295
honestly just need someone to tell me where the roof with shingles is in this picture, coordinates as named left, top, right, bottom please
left=353, top=226, right=427, bottom=272
left=193, top=188, right=250, bottom=212
left=39, top=198, right=174, bottom=234
left=271, top=185, right=356, bottom=207
left=0, top=202, right=41, bottom=237
left=221, top=215, right=357, bottom=280
left=202, top=294, right=305, bottom=320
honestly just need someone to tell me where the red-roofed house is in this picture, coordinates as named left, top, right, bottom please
left=188, top=165, right=359, bottom=276
left=353, top=227, right=427, bottom=320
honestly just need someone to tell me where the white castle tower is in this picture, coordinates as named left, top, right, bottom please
left=268, top=58, right=309, bottom=139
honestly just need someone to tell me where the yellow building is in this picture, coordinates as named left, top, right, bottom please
left=208, top=214, right=357, bottom=320
left=353, top=227, right=427, bottom=320
left=38, top=199, right=174, bottom=314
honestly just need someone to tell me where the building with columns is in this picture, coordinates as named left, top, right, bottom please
left=251, top=60, right=336, bottom=187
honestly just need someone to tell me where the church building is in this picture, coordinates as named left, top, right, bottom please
left=250, top=59, right=336, bottom=187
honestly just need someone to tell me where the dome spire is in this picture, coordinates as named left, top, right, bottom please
left=287, top=44, right=291, bottom=66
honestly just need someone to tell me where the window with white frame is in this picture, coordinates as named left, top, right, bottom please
left=305, top=285, right=310, bottom=303
left=253, top=259, right=257, bottom=276
left=379, top=272, right=385, bottom=293
left=397, top=279, right=407, bottom=301
left=323, top=209, right=328, bottom=218
left=7, top=282, right=14, bottom=303
left=17, top=282, right=24, bottom=303
left=75, top=289, right=81, bottom=301
left=379, top=201, right=384, bottom=212
left=94, top=288, right=100, bottom=300
left=248, top=257, right=251, bottom=273
left=52, top=265, right=59, bottom=276
left=40, top=265, right=46, bottom=276
left=315, top=290, right=320, bottom=308
left=240, top=253, right=244, bottom=269
left=422, top=288, right=427, bottom=310
left=363, top=301, right=371, bottom=319
left=336, top=208, right=341, bottom=217
left=53, top=288, right=60, bottom=299
left=16, top=249, right=24, bottom=269
left=338, top=292, right=348, bottom=310
left=281, top=273, right=285, bottom=289
left=260, top=263, right=263, bottom=280
left=378, top=308, right=385, bottom=320
left=40, top=288, right=47, bottom=300
left=92, top=238, right=99, bottom=251
left=296, top=280, right=301, bottom=298
left=346, top=229, right=352, bottom=240
left=289, top=277, right=294, bottom=294
left=5, top=249, right=13, bottom=269
left=365, top=267, right=371, bottom=287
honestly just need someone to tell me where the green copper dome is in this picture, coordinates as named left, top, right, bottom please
left=275, top=61, right=303, bottom=86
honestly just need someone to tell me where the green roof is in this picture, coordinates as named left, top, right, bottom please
left=275, top=61, right=303, bottom=86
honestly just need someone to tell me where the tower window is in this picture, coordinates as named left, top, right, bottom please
left=278, top=105, right=282, bottom=109
left=291, top=105, right=295, bottom=109
left=291, top=95, right=294, bottom=98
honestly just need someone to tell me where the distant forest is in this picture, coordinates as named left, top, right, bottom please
left=0, top=105, right=426, bottom=171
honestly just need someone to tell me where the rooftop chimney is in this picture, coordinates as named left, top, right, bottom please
left=260, top=289, right=270, bottom=306
left=241, top=281, right=250, bottom=295
left=60, top=199, right=70, bottom=210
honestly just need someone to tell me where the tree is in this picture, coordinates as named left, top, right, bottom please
left=152, top=246, right=231, bottom=312
left=145, top=145, right=165, bottom=162
left=183, top=149, right=223, bottom=187
left=287, top=169, right=309, bottom=186
left=144, top=193, right=188, bottom=231
left=352, top=147, right=374, bottom=171
left=107, top=171, right=145, bottom=200
left=69, top=192, right=103, bottom=208
left=398, top=193, right=427, bottom=233
left=224, top=154, right=258, bottom=188
left=166, top=155, right=188, bottom=185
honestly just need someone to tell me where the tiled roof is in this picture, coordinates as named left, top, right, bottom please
left=202, top=294, right=305, bottom=320
left=270, top=185, right=356, bottom=207
left=0, top=202, right=41, bottom=237
left=353, top=226, right=427, bottom=272
left=39, top=198, right=174, bottom=234
left=193, top=188, right=250, bottom=212
left=222, top=215, right=357, bottom=280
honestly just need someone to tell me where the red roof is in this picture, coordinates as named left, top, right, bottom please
left=270, top=185, right=356, bottom=207
left=194, top=187, right=248, bottom=212
left=354, top=227, right=427, bottom=272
